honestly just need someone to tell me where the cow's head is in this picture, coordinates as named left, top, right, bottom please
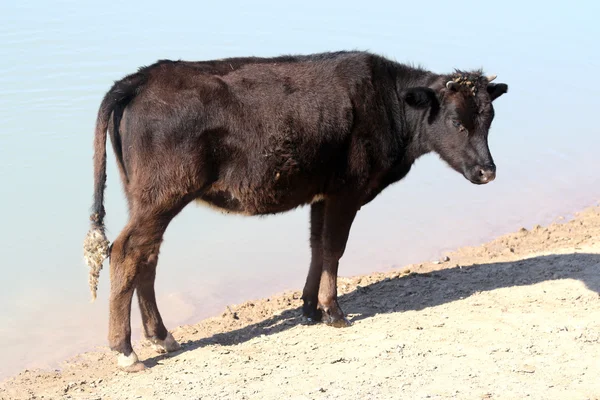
left=402, top=72, right=508, bottom=184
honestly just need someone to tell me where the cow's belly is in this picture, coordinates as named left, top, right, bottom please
left=195, top=188, right=326, bottom=216
left=194, top=196, right=251, bottom=216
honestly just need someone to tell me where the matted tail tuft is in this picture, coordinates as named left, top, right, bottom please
left=83, top=219, right=110, bottom=301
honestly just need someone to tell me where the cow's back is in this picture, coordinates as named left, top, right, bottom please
left=117, top=52, right=383, bottom=215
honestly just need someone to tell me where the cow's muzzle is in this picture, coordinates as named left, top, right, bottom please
left=465, top=164, right=496, bottom=185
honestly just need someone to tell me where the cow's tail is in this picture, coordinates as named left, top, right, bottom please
left=83, top=72, right=146, bottom=301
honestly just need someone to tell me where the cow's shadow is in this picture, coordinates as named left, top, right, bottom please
left=143, top=252, right=600, bottom=368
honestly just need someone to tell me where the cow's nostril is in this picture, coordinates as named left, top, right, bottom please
left=477, top=166, right=496, bottom=183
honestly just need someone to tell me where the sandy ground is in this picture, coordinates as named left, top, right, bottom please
left=2, top=205, right=600, bottom=400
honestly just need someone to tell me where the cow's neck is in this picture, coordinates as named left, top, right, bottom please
left=395, top=69, right=441, bottom=163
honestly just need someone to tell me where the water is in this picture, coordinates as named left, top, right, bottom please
left=1, top=0, right=599, bottom=379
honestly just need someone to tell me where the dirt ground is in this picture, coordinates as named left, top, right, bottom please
left=2, top=205, right=600, bottom=400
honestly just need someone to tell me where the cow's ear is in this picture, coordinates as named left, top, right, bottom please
left=487, top=83, right=508, bottom=101
left=402, top=87, right=437, bottom=109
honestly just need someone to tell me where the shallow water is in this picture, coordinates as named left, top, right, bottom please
left=1, top=0, right=599, bottom=378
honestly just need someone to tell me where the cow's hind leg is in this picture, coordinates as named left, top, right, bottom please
left=137, top=246, right=181, bottom=354
left=108, top=208, right=178, bottom=371
left=317, top=197, right=358, bottom=328
left=302, top=201, right=325, bottom=322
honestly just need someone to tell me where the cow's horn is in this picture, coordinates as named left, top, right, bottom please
left=487, top=74, right=497, bottom=82
left=446, top=81, right=458, bottom=90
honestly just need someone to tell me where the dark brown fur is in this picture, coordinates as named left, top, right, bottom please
left=85, top=50, right=508, bottom=364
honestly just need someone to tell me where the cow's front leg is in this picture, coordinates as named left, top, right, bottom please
left=318, top=196, right=358, bottom=328
left=302, top=201, right=325, bottom=322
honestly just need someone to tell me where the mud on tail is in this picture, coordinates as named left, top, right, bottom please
left=83, top=221, right=110, bottom=301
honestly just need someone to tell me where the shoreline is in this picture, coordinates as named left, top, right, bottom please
left=2, top=204, right=600, bottom=399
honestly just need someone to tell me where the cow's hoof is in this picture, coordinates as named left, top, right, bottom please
left=117, top=352, right=145, bottom=372
left=323, top=313, right=352, bottom=328
left=302, top=299, right=323, bottom=323
left=321, top=305, right=352, bottom=328
left=150, top=332, right=181, bottom=354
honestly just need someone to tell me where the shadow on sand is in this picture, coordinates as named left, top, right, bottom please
left=143, top=252, right=600, bottom=368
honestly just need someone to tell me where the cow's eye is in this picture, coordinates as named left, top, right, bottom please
left=452, top=120, right=462, bottom=128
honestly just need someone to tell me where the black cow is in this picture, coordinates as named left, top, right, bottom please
left=83, top=50, right=508, bottom=371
